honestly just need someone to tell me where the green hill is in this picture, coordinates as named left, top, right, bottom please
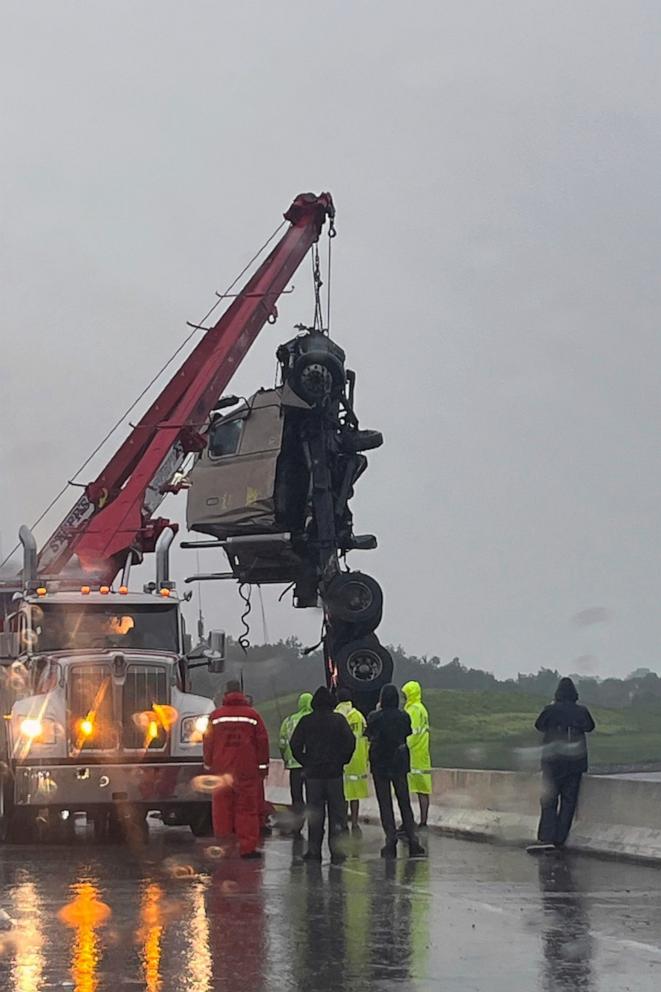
left=257, top=689, right=661, bottom=772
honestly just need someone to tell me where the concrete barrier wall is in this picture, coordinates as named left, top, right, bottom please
left=266, top=761, right=661, bottom=863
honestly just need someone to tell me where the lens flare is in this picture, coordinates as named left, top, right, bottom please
left=152, top=704, right=178, bottom=731
left=20, top=719, right=42, bottom=739
left=191, top=774, right=233, bottom=795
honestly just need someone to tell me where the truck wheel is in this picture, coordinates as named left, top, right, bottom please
left=190, top=807, right=213, bottom=837
left=335, top=636, right=393, bottom=693
left=2, top=807, right=35, bottom=844
left=324, top=572, right=383, bottom=629
left=92, top=811, right=110, bottom=842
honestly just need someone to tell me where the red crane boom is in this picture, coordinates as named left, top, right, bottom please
left=37, top=192, right=335, bottom=584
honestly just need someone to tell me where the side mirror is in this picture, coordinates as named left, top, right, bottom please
left=208, top=631, right=225, bottom=657
left=207, top=630, right=226, bottom=674
left=186, top=629, right=226, bottom=671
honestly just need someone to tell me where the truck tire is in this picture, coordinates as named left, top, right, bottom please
left=335, top=635, right=393, bottom=694
left=190, top=806, right=213, bottom=837
left=291, top=350, right=345, bottom=405
left=324, top=572, right=383, bottom=629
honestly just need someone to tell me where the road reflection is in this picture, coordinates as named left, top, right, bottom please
left=183, top=882, right=212, bottom=992
left=58, top=881, right=111, bottom=992
left=11, top=881, right=44, bottom=992
left=138, top=883, right=164, bottom=992
left=206, top=859, right=267, bottom=991
left=538, top=857, right=593, bottom=991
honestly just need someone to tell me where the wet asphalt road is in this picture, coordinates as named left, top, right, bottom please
left=0, top=823, right=660, bottom=992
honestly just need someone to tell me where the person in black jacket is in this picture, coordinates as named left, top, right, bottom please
left=290, top=686, right=356, bottom=864
left=533, top=676, right=596, bottom=849
left=366, top=684, right=426, bottom=859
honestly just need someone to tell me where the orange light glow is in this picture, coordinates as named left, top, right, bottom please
left=118, top=585, right=128, bottom=595
left=80, top=718, right=94, bottom=737
left=99, top=586, right=110, bottom=596
left=138, top=884, right=164, bottom=992
left=152, top=704, right=178, bottom=732
left=159, top=588, right=171, bottom=598
left=81, top=586, right=91, bottom=595
left=147, top=721, right=159, bottom=742
left=72, top=678, right=111, bottom=754
left=58, top=882, right=111, bottom=992
left=36, top=587, right=47, bottom=597
left=105, top=615, right=134, bottom=636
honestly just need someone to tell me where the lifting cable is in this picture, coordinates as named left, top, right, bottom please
left=0, top=219, right=287, bottom=571
left=238, top=582, right=253, bottom=654
left=310, top=214, right=335, bottom=336
left=311, top=244, right=324, bottom=332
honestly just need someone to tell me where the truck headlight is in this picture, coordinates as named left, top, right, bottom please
left=19, top=717, right=56, bottom=745
left=181, top=715, right=209, bottom=743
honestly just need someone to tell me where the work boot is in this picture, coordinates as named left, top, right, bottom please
left=240, top=850, right=263, bottom=860
left=303, top=850, right=322, bottom=863
left=380, top=844, right=397, bottom=859
left=408, top=843, right=426, bottom=858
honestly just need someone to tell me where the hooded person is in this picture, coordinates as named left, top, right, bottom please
left=366, top=684, right=425, bottom=859
left=531, top=677, right=596, bottom=851
left=402, top=681, right=432, bottom=827
left=290, top=686, right=356, bottom=864
left=279, top=692, right=313, bottom=834
left=203, top=680, right=270, bottom=859
left=335, top=688, right=369, bottom=833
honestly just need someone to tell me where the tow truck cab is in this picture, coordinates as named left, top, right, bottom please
left=0, top=582, right=224, bottom=840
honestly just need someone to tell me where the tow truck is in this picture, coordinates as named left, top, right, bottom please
left=0, top=192, right=389, bottom=840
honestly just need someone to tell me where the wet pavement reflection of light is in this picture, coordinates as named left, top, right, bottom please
left=0, top=824, right=660, bottom=990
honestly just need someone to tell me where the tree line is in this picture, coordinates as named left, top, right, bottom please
left=190, top=636, right=661, bottom=711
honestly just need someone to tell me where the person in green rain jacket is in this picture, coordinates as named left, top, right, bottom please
left=402, top=681, right=432, bottom=827
left=335, top=688, right=369, bottom=832
left=279, top=692, right=313, bottom=834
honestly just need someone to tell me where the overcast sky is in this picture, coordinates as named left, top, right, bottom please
left=2, top=1, right=661, bottom=678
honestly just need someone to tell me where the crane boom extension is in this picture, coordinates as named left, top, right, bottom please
left=37, top=192, right=335, bottom=583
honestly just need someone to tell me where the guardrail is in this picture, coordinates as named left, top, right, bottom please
left=266, top=761, right=661, bottom=863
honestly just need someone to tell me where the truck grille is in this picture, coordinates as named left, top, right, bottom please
left=69, top=664, right=116, bottom=750
left=68, top=663, right=169, bottom=752
left=122, top=665, right=169, bottom=750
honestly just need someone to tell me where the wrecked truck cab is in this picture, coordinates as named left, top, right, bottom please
left=185, top=387, right=315, bottom=586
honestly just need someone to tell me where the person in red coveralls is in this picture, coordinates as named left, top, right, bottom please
left=203, top=680, right=270, bottom=859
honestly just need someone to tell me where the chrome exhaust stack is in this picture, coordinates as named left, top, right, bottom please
left=155, top=527, right=175, bottom=590
left=120, top=551, right=135, bottom=589
left=19, top=525, right=38, bottom=591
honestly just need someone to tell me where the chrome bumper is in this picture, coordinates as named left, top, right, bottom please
left=14, top=762, right=206, bottom=807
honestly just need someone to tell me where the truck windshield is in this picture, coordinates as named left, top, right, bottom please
left=30, top=603, right=179, bottom=654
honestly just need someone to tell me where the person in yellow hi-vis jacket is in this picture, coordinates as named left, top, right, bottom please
left=279, top=692, right=313, bottom=834
left=402, top=681, right=432, bottom=827
left=335, top=688, right=369, bottom=833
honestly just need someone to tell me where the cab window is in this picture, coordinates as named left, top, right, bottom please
left=208, top=417, right=244, bottom=458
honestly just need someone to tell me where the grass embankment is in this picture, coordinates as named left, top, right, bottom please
left=257, top=690, right=661, bottom=772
